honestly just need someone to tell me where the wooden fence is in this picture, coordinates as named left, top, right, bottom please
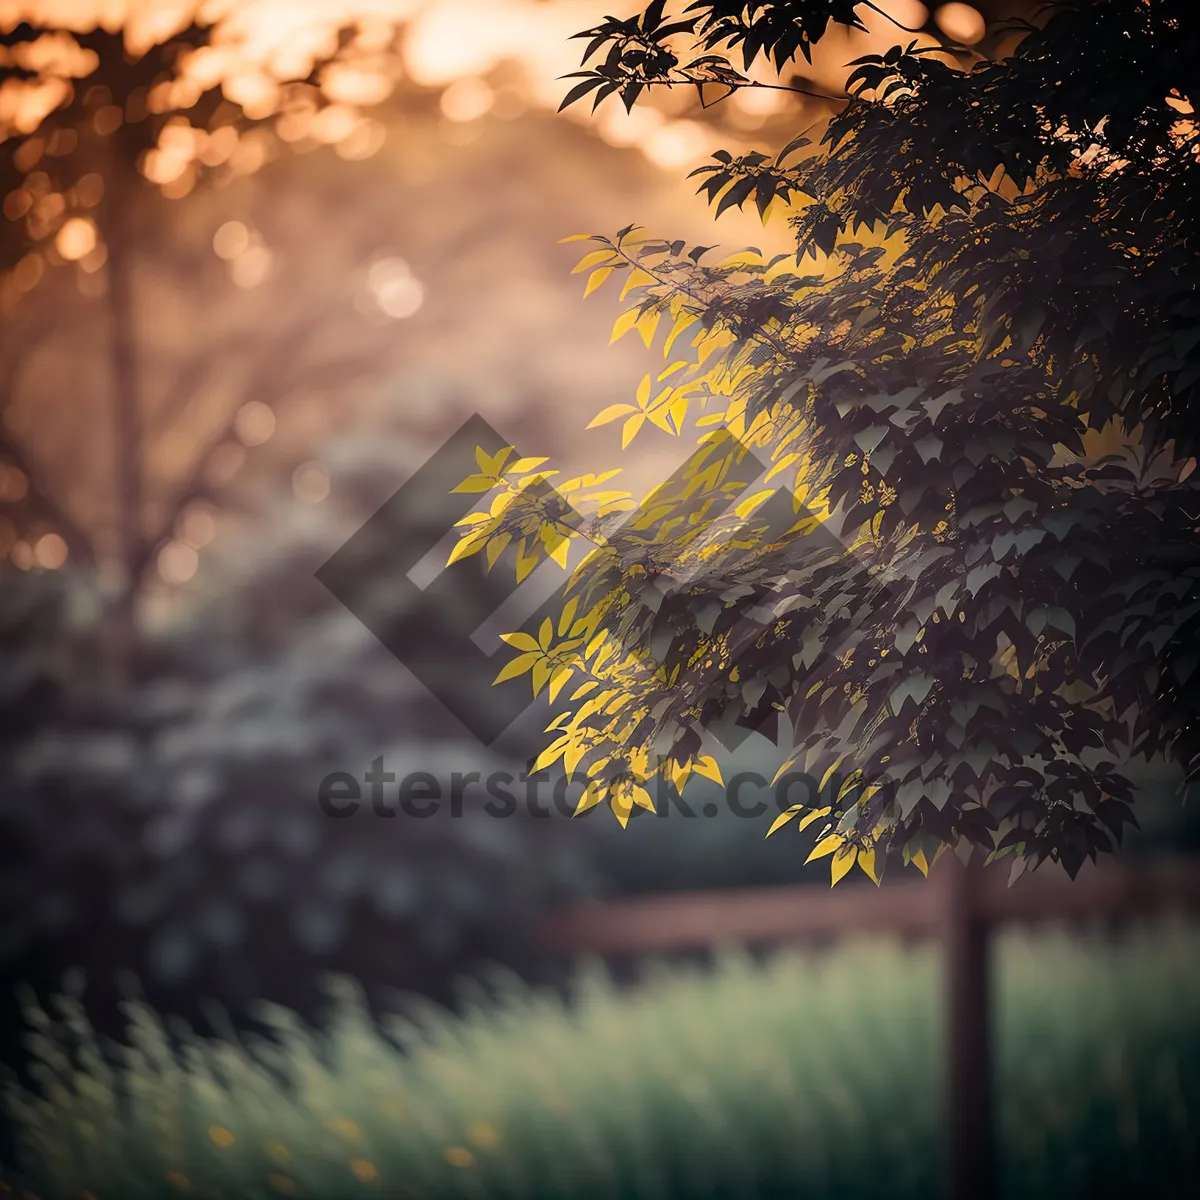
left=537, top=854, right=1200, bottom=1200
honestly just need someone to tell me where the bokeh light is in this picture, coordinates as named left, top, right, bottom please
left=644, top=120, right=709, bottom=170
left=178, top=503, right=217, bottom=549
left=3, top=189, right=33, bottom=220
left=74, top=172, right=105, bottom=206
left=334, top=117, right=387, bottom=160
left=439, top=77, right=493, bottom=124
left=33, top=531, right=67, bottom=569
left=212, top=219, right=251, bottom=260
left=0, top=465, right=29, bottom=502
left=156, top=539, right=199, bottom=585
left=886, top=1, right=932, bottom=30
left=292, top=460, right=330, bottom=504
left=229, top=243, right=272, bottom=288
left=367, top=256, right=424, bottom=319
left=55, top=215, right=96, bottom=260
left=234, top=400, right=276, bottom=445
left=934, top=3, right=987, bottom=46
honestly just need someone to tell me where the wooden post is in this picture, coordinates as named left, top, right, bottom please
left=941, top=854, right=995, bottom=1200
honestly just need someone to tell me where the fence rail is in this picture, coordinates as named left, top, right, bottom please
left=537, top=854, right=1200, bottom=955
left=537, top=853, right=1200, bottom=1200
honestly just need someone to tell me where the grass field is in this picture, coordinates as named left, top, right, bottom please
left=3, top=923, right=1198, bottom=1199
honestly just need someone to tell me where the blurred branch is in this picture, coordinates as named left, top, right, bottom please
left=147, top=350, right=230, bottom=440
left=0, top=427, right=95, bottom=565
left=138, top=311, right=367, bottom=580
left=0, top=326, right=95, bottom=564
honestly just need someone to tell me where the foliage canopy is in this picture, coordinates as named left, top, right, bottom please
left=453, top=1, right=1200, bottom=883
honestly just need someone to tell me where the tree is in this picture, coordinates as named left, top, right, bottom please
left=453, top=0, right=1200, bottom=883
left=0, top=417, right=604, bottom=1067
left=0, top=2, right=405, bottom=668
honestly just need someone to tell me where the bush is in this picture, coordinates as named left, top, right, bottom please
left=3, top=924, right=1198, bottom=1200
left=0, top=490, right=595, bottom=1068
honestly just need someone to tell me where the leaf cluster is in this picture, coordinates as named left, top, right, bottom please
left=458, top=1, right=1200, bottom=882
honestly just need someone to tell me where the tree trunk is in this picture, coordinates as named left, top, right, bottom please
left=942, top=852, right=995, bottom=1200
left=99, top=146, right=144, bottom=686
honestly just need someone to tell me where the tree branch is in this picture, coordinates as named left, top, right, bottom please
left=137, top=311, right=354, bottom=580
left=0, top=427, right=95, bottom=564
left=0, top=321, right=96, bottom=564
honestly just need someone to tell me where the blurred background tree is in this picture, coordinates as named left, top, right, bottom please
left=0, top=0, right=821, bottom=1067
left=0, top=2, right=421, bottom=670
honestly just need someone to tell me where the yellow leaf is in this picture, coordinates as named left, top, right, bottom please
left=485, top=532, right=511, bottom=570
left=632, top=785, right=656, bottom=813
left=765, top=454, right=800, bottom=485
left=658, top=361, right=688, bottom=381
left=610, top=308, right=640, bottom=344
left=622, top=414, right=646, bottom=448
left=718, top=249, right=763, bottom=269
left=559, top=233, right=598, bottom=243
left=819, top=758, right=845, bottom=795
left=531, top=658, right=553, bottom=695
left=647, top=392, right=679, bottom=434
left=499, top=631, right=540, bottom=653
left=635, top=374, right=653, bottom=409
left=767, top=805, right=802, bottom=837
left=588, top=403, right=638, bottom=429
left=584, top=267, right=613, bottom=297
left=557, top=596, right=580, bottom=637
left=547, top=665, right=574, bottom=704
left=830, top=846, right=857, bottom=886
left=620, top=268, right=656, bottom=300
left=611, top=789, right=634, bottom=828
left=515, top=540, right=540, bottom=583
left=538, top=617, right=554, bottom=649
left=770, top=756, right=799, bottom=786
left=452, top=474, right=499, bottom=493
left=797, top=806, right=831, bottom=832
left=476, top=445, right=513, bottom=476
left=515, top=469, right=558, bottom=490
left=489, top=489, right=518, bottom=518
left=837, top=770, right=864, bottom=802
left=507, top=456, right=549, bottom=474
left=571, top=249, right=614, bottom=274
left=806, top=834, right=844, bottom=863
left=574, top=783, right=605, bottom=816
left=493, top=652, right=539, bottom=685
left=532, top=738, right=567, bottom=772
left=733, top=489, right=775, bottom=520
left=666, top=760, right=690, bottom=790
left=564, top=739, right=587, bottom=777
left=692, top=755, right=723, bottom=786
left=911, top=849, right=930, bottom=877
left=857, top=848, right=880, bottom=885
left=664, top=313, right=699, bottom=357
left=648, top=393, right=686, bottom=436
left=447, top=531, right=488, bottom=566
left=636, top=310, right=661, bottom=348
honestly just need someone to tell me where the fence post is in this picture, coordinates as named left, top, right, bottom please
left=942, top=853, right=995, bottom=1200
